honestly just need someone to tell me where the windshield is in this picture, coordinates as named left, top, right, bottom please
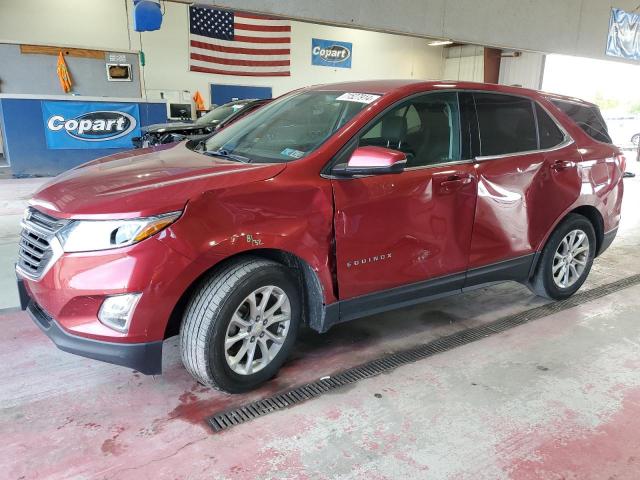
left=198, top=91, right=375, bottom=163
left=195, top=103, right=248, bottom=125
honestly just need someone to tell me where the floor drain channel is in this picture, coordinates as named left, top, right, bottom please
left=207, top=273, right=640, bottom=432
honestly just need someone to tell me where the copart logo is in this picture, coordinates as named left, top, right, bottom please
left=346, top=253, right=392, bottom=269
left=313, top=44, right=351, bottom=63
left=46, top=111, right=137, bottom=141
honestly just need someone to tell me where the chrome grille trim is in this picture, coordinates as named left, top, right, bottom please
left=16, top=208, right=67, bottom=281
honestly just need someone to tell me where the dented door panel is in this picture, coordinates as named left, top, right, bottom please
left=469, top=145, right=582, bottom=269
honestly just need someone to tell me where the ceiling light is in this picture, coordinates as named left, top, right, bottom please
left=428, top=40, right=454, bottom=46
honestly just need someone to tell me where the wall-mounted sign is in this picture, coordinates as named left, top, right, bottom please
left=107, top=52, right=127, bottom=63
left=42, top=101, right=141, bottom=149
left=606, top=8, right=640, bottom=61
left=312, top=38, right=352, bottom=69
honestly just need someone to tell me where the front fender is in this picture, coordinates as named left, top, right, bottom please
left=160, top=174, right=337, bottom=304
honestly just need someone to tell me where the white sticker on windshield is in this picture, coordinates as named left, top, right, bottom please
left=336, top=93, right=381, bottom=104
left=281, top=148, right=305, bottom=159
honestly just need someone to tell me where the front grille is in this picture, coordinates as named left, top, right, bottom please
left=17, top=208, right=67, bottom=279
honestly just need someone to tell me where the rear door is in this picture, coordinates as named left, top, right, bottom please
left=466, top=92, right=581, bottom=284
left=331, top=92, right=478, bottom=300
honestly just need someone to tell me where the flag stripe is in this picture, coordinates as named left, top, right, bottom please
left=190, top=40, right=290, bottom=56
left=231, top=17, right=291, bottom=27
left=235, top=12, right=283, bottom=21
left=191, top=45, right=289, bottom=61
left=233, top=34, right=291, bottom=43
left=190, top=65, right=290, bottom=77
left=191, top=52, right=290, bottom=67
left=190, top=34, right=289, bottom=50
left=234, top=22, right=291, bottom=32
left=234, top=29, right=292, bottom=38
left=191, top=58, right=290, bottom=72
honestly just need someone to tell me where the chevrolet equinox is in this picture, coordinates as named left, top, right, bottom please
left=17, top=81, right=624, bottom=392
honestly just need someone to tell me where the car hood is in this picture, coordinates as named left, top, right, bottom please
left=30, top=142, right=287, bottom=219
left=142, top=121, right=218, bottom=133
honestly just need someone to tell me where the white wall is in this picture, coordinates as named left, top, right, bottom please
left=499, top=52, right=546, bottom=90
left=0, top=0, right=446, bottom=106
left=0, top=0, right=131, bottom=50
left=443, top=45, right=484, bottom=82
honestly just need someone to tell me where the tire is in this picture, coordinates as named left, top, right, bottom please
left=527, top=213, right=596, bottom=300
left=180, top=257, right=301, bottom=393
left=632, top=134, right=640, bottom=146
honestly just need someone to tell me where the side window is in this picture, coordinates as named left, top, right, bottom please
left=474, top=93, right=537, bottom=156
left=535, top=104, right=565, bottom=149
left=551, top=100, right=612, bottom=144
left=359, top=92, right=461, bottom=168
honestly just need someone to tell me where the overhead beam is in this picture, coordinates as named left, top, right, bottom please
left=205, top=0, right=640, bottom=63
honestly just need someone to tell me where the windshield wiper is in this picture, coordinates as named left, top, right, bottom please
left=202, top=149, right=250, bottom=163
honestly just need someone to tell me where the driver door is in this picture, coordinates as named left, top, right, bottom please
left=331, top=92, right=478, bottom=300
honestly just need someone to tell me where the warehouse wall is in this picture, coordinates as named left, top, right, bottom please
left=134, top=2, right=444, bottom=99
left=499, top=52, right=546, bottom=90
left=0, top=0, right=446, bottom=103
left=443, top=45, right=484, bottom=82
left=0, top=44, right=142, bottom=97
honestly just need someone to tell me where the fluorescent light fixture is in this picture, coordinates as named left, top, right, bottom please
left=428, top=40, right=454, bottom=46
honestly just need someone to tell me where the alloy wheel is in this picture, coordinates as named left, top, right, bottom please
left=552, top=229, right=590, bottom=289
left=224, top=285, right=291, bottom=375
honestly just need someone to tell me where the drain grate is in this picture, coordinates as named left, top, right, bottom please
left=207, top=274, right=640, bottom=432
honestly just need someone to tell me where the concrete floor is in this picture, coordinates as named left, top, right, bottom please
left=0, top=177, right=49, bottom=310
left=0, top=163, right=639, bottom=479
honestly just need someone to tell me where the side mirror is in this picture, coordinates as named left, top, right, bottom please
left=334, top=146, right=407, bottom=176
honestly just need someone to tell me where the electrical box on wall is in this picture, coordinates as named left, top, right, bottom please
left=106, top=63, right=132, bottom=81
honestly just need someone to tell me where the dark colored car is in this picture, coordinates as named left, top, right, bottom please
left=132, top=99, right=269, bottom=148
left=17, top=80, right=624, bottom=393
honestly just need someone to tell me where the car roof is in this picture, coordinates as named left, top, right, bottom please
left=306, top=79, right=597, bottom=107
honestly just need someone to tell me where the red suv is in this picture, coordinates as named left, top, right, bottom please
left=17, top=81, right=624, bottom=392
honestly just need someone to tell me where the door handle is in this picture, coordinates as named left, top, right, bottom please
left=551, top=160, right=576, bottom=172
left=439, top=174, right=472, bottom=192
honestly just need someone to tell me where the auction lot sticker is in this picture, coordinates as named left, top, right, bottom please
left=336, top=93, right=381, bottom=104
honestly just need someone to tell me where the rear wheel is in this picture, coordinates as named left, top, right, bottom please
left=180, top=258, right=301, bottom=393
left=527, top=214, right=596, bottom=300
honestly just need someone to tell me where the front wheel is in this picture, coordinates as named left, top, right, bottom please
left=527, top=213, right=596, bottom=300
left=631, top=133, right=640, bottom=146
left=180, top=258, right=301, bottom=393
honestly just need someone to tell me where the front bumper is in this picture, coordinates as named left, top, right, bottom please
left=22, top=290, right=163, bottom=374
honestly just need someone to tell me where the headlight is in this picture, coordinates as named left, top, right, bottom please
left=57, top=211, right=181, bottom=253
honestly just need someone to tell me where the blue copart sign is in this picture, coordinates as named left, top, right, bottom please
left=312, top=38, right=352, bottom=69
left=42, top=101, right=141, bottom=149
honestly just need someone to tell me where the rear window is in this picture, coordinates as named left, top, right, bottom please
left=550, top=100, right=612, bottom=144
left=474, top=93, right=538, bottom=156
left=535, top=104, right=565, bottom=149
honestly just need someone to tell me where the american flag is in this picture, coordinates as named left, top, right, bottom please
left=189, top=6, right=291, bottom=77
